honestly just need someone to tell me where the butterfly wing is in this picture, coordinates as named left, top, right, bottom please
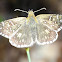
left=35, top=14, right=61, bottom=45
left=36, top=23, right=58, bottom=45
left=0, top=17, right=26, bottom=38
left=0, top=17, right=34, bottom=48
left=36, top=14, right=62, bottom=32
left=9, top=23, right=33, bottom=48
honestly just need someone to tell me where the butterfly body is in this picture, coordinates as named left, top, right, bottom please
left=0, top=10, right=62, bottom=48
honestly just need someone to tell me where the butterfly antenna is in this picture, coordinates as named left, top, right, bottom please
left=34, top=7, right=46, bottom=13
left=14, top=9, right=28, bottom=14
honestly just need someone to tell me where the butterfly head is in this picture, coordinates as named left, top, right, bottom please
left=28, top=10, right=35, bottom=17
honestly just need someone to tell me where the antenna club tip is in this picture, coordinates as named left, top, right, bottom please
left=14, top=9, right=19, bottom=11
left=41, top=7, right=47, bottom=10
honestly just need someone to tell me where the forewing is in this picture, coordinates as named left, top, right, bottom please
left=36, top=23, right=58, bottom=45
left=0, top=17, right=34, bottom=48
left=9, top=24, right=33, bottom=48
left=36, top=14, right=62, bottom=32
left=0, top=17, right=26, bottom=38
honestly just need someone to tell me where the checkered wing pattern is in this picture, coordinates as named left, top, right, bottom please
left=0, top=17, right=33, bottom=48
left=36, top=14, right=62, bottom=45
left=9, top=23, right=33, bottom=48
left=36, top=14, right=62, bottom=32
left=0, top=17, right=26, bottom=38
left=36, top=23, right=58, bottom=45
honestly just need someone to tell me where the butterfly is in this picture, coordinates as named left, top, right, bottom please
left=0, top=8, right=62, bottom=48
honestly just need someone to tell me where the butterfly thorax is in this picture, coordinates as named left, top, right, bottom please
left=28, top=10, right=35, bottom=17
left=27, top=11, right=38, bottom=23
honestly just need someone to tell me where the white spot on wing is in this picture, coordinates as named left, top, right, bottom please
left=9, top=21, right=14, bottom=25
left=36, top=30, right=58, bottom=45
left=17, top=33, right=22, bottom=38
left=0, top=27, right=2, bottom=29
left=60, top=19, right=62, bottom=23
left=1, top=22, right=4, bottom=26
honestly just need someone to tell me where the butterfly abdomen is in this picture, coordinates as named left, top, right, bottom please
left=27, top=16, right=37, bottom=41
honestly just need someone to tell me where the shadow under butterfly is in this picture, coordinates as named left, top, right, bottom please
left=0, top=8, right=62, bottom=48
